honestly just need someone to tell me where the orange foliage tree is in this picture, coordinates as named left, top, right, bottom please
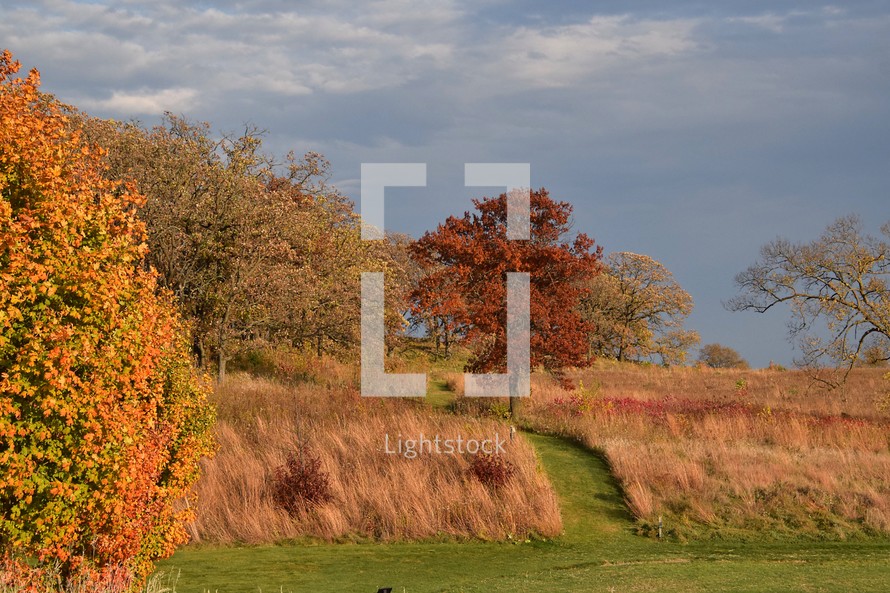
left=0, top=50, right=215, bottom=588
left=411, top=189, right=603, bottom=373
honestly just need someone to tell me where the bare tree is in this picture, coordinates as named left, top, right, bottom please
left=728, top=215, right=890, bottom=385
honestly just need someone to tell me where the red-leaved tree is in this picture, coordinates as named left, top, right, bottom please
left=411, top=189, right=602, bottom=374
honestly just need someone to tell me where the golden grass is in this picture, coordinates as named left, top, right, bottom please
left=520, top=365, right=890, bottom=539
left=571, top=361, right=889, bottom=418
left=441, top=372, right=465, bottom=396
left=189, top=373, right=561, bottom=544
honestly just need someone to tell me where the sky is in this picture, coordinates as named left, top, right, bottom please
left=3, top=0, right=889, bottom=367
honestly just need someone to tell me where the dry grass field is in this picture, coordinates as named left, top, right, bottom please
left=189, top=368, right=561, bottom=544
left=518, top=362, right=890, bottom=540
left=195, top=350, right=890, bottom=544
left=152, top=357, right=890, bottom=592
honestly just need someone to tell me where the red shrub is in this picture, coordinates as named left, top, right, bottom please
left=469, top=453, right=515, bottom=488
left=270, top=447, right=333, bottom=515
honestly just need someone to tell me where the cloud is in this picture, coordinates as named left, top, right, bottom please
left=725, top=6, right=848, bottom=33
left=486, top=15, right=701, bottom=88
left=1, top=0, right=462, bottom=106
left=80, top=87, right=199, bottom=115
left=728, top=14, right=787, bottom=33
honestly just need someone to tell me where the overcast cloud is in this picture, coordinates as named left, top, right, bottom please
left=3, top=0, right=889, bottom=366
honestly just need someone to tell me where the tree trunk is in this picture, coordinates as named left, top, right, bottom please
left=217, top=304, right=231, bottom=383
left=217, top=350, right=227, bottom=383
left=193, top=336, right=205, bottom=369
left=316, top=333, right=323, bottom=357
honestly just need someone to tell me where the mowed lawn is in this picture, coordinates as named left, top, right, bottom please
left=156, top=433, right=890, bottom=593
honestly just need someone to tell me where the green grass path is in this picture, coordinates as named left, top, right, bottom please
left=522, top=433, right=637, bottom=544
left=156, top=382, right=890, bottom=592
left=422, top=375, right=455, bottom=410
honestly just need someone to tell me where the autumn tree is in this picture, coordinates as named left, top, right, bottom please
left=411, top=189, right=603, bottom=374
left=409, top=255, right=465, bottom=358
left=0, top=50, right=214, bottom=588
left=80, top=115, right=273, bottom=380
left=257, top=175, right=410, bottom=358
left=697, top=343, right=750, bottom=369
left=82, top=115, right=408, bottom=378
left=372, top=232, right=420, bottom=355
left=729, top=215, right=890, bottom=383
left=581, top=252, right=699, bottom=365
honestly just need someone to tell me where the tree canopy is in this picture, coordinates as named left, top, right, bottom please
left=581, top=252, right=699, bottom=365
left=411, top=189, right=603, bottom=373
left=697, top=343, right=749, bottom=369
left=81, top=114, right=411, bottom=380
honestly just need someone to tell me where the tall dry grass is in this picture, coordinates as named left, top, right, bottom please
left=442, top=372, right=465, bottom=396
left=569, top=361, right=889, bottom=418
left=520, top=365, right=890, bottom=540
left=190, top=373, right=561, bottom=544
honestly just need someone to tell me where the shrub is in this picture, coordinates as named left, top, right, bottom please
left=0, top=50, right=215, bottom=586
left=488, top=402, right=512, bottom=420
left=442, top=372, right=465, bottom=396
left=270, top=447, right=333, bottom=515
left=551, top=379, right=602, bottom=416
left=469, top=453, right=515, bottom=489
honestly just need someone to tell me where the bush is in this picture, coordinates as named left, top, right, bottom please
left=488, top=402, right=512, bottom=420
left=469, top=453, right=515, bottom=489
left=0, top=50, right=214, bottom=587
left=270, top=447, right=333, bottom=515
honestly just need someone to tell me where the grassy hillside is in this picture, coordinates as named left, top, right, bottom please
left=157, top=430, right=890, bottom=592
left=518, top=364, right=890, bottom=540
left=150, top=354, right=890, bottom=592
